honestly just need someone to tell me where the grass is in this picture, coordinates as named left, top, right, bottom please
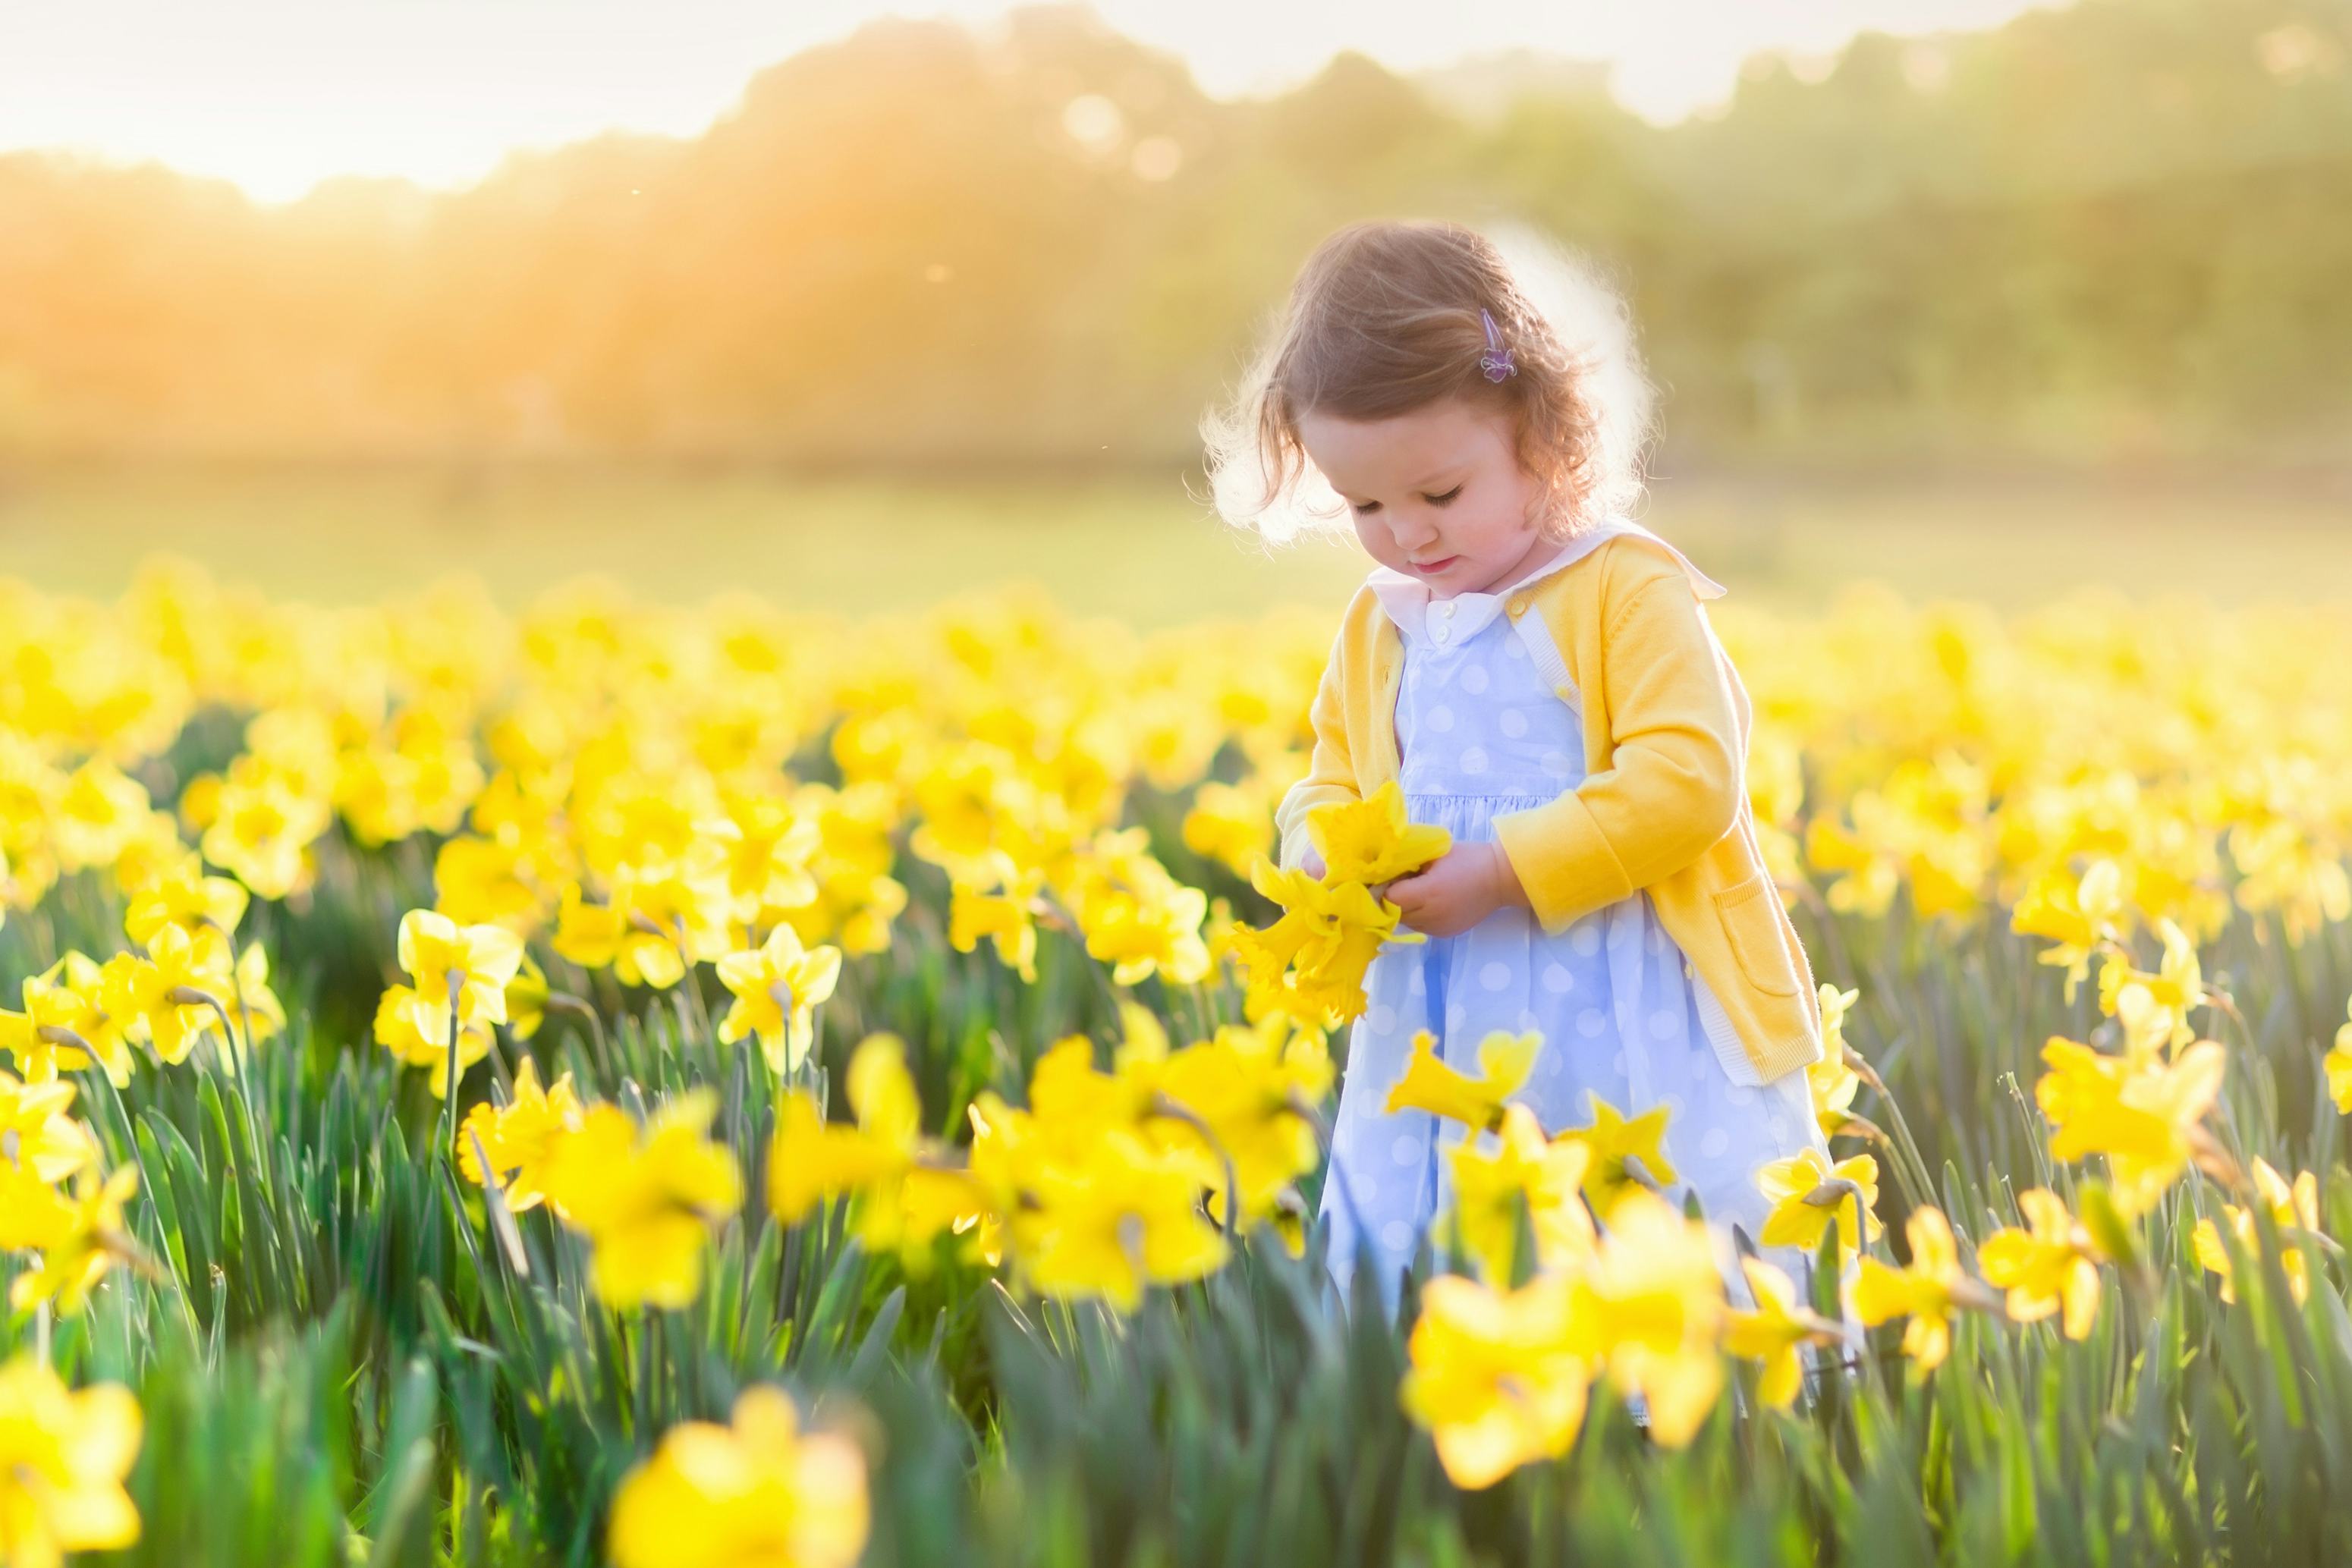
left=4, top=459, right=2350, bottom=621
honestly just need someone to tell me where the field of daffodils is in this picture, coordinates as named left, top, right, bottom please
left=2, top=563, right=2350, bottom=1566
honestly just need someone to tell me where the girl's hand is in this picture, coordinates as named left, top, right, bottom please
left=1383, top=844, right=1530, bottom=937
left=1300, top=847, right=1327, bottom=880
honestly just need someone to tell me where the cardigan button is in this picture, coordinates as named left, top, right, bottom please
left=1506, top=595, right=1530, bottom=617
left=1554, top=684, right=1572, bottom=699
left=1684, top=962, right=1695, bottom=979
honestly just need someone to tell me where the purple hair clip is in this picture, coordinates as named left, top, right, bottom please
left=1477, top=308, right=1517, bottom=383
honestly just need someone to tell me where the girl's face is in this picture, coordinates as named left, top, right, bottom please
left=1297, top=395, right=1558, bottom=599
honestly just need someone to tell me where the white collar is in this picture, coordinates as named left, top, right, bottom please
left=1365, top=518, right=1725, bottom=641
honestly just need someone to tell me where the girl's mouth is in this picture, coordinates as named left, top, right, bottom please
left=1409, top=555, right=1457, bottom=576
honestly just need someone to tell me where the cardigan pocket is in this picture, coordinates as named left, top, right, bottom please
left=1713, top=871, right=1802, bottom=998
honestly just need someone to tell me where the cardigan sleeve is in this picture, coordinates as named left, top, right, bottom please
left=1272, top=621, right=1362, bottom=872
left=1489, top=567, right=1743, bottom=934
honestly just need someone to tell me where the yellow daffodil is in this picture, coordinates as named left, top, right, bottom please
left=1850, top=1205, right=1968, bottom=1372
left=2010, top=859, right=2126, bottom=1002
left=1978, top=1187, right=2103, bottom=1337
left=1152, top=1014, right=1333, bottom=1229
left=1568, top=1190, right=1727, bottom=1447
left=1072, top=852, right=1212, bottom=987
left=1382, top=1029, right=1539, bottom=1135
left=2327, top=996, right=2352, bottom=1114
left=395, top=907, right=525, bottom=1047
left=1444, top=1102, right=1596, bottom=1284
left=101, top=924, right=231, bottom=1067
left=968, top=1082, right=1227, bottom=1312
left=1306, top=781, right=1451, bottom=887
left=715, top=922, right=844, bottom=1074
left=1181, top=778, right=1276, bottom=881
left=0, top=1354, right=143, bottom=1564
left=1, top=954, right=139, bottom=1086
left=373, top=982, right=494, bottom=1098
left=1557, top=1092, right=1681, bottom=1220
left=11, top=1164, right=142, bottom=1315
left=608, top=1385, right=867, bottom=1568
left=504, top=951, right=549, bottom=1041
left=432, top=833, right=556, bottom=933
left=543, top=1091, right=743, bottom=1309
left=51, top=759, right=153, bottom=874
left=2096, top=916, right=2205, bottom=1059
left=707, top=790, right=822, bottom=928
left=123, top=850, right=249, bottom=964
left=200, top=763, right=329, bottom=900
left=0, top=1071, right=95, bottom=1186
left=1756, top=1147, right=1884, bottom=1260
left=2036, top=1035, right=2227, bottom=1215
left=769, top=1033, right=986, bottom=1268
left=947, top=853, right=1043, bottom=984
left=1400, top=1272, right=1588, bottom=1489
left=1237, top=856, right=1420, bottom=1026
left=1806, top=982, right=1865, bottom=1133
left=223, top=943, right=286, bottom=1054
left=552, top=854, right=735, bottom=991
left=458, top=1057, right=585, bottom=1212
left=1022, top=1123, right=1230, bottom=1309
left=1722, top=1256, right=1843, bottom=1410
left=2193, top=1158, right=2320, bottom=1306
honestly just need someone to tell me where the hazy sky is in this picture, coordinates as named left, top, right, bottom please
left=3, top=0, right=2055, bottom=202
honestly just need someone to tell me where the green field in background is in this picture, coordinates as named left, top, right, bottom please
left=6, top=461, right=2347, bottom=622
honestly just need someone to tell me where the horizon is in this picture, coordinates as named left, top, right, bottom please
left=3, top=0, right=2061, bottom=204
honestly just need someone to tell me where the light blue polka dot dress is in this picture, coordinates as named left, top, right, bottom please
left=1316, top=555, right=1841, bottom=1330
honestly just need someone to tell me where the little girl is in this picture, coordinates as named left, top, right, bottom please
left=1204, top=218, right=1846, bottom=1336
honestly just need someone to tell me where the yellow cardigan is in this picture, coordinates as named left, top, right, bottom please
left=1274, top=525, right=1826, bottom=1085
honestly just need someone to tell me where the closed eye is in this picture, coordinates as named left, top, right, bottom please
left=1351, top=484, right=1461, bottom=515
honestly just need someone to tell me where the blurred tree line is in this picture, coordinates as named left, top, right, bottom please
left=0, top=0, right=2346, bottom=468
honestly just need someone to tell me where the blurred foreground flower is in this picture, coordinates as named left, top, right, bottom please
left=2193, top=1158, right=2320, bottom=1305
left=769, top=1032, right=985, bottom=1268
left=2036, top=1035, right=2227, bottom=1215
left=1400, top=1272, right=1587, bottom=1489
left=608, top=1385, right=866, bottom=1568
left=0, top=1354, right=143, bottom=1566
left=544, top=1090, right=742, bottom=1309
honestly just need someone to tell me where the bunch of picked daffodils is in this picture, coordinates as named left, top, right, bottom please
left=1226, top=784, right=1448, bottom=1029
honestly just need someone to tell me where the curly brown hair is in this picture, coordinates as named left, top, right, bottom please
left=1201, top=218, right=1652, bottom=545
